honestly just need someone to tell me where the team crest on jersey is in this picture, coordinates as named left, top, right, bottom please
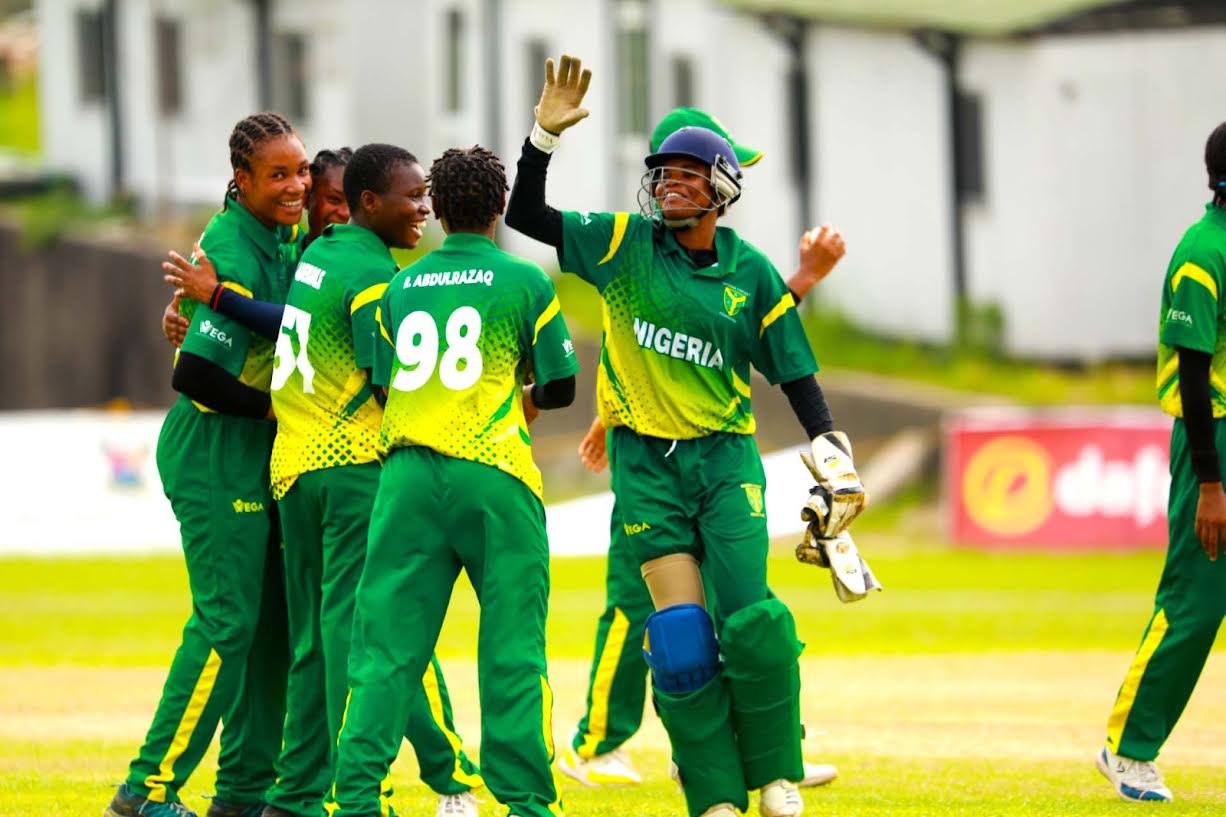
left=741, top=482, right=765, bottom=517
left=723, top=285, right=748, bottom=317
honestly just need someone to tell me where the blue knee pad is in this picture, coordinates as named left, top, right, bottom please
left=643, top=603, right=720, bottom=694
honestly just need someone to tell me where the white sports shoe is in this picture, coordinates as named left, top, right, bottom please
left=759, top=779, right=803, bottom=817
left=699, top=804, right=738, bottom=817
left=798, top=761, right=837, bottom=788
left=669, top=759, right=835, bottom=790
left=557, top=744, right=643, bottom=786
left=1096, top=747, right=1174, bottom=802
left=436, top=791, right=480, bottom=817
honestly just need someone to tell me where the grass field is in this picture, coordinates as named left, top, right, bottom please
left=2, top=532, right=1225, bottom=816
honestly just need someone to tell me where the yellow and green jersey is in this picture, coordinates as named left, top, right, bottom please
left=269, top=224, right=397, bottom=499
left=374, top=232, right=579, bottom=500
left=1157, top=203, right=1226, bottom=417
left=558, top=211, right=817, bottom=439
left=177, top=196, right=295, bottom=407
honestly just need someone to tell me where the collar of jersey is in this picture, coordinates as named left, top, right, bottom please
left=441, top=232, right=497, bottom=250
left=322, top=223, right=395, bottom=261
left=223, top=194, right=283, bottom=261
left=658, top=224, right=740, bottom=278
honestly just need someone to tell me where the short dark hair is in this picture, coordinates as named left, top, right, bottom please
left=343, top=143, right=418, bottom=213
left=428, top=146, right=508, bottom=232
left=225, top=111, right=297, bottom=202
left=1207, top=123, right=1226, bottom=206
left=310, top=147, right=353, bottom=183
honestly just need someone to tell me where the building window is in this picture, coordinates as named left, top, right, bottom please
left=616, top=1, right=649, bottom=136
left=446, top=9, right=464, bottom=112
left=273, top=32, right=309, bottom=121
left=526, top=39, right=548, bottom=115
left=955, top=90, right=985, bottom=201
left=671, top=55, right=694, bottom=108
left=76, top=9, right=106, bottom=103
left=154, top=18, right=182, bottom=116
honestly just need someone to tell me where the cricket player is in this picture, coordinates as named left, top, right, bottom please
left=106, top=112, right=307, bottom=817
left=163, top=144, right=484, bottom=817
left=558, top=107, right=845, bottom=791
left=160, top=147, right=355, bottom=349
left=1098, top=121, right=1226, bottom=803
left=326, top=144, right=579, bottom=817
left=505, top=56, right=867, bottom=817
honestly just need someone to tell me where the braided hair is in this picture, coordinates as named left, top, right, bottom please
left=224, top=111, right=297, bottom=204
left=428, top=146, right=508, bottom=232
left=1206, top=122, right=1226, bottom=207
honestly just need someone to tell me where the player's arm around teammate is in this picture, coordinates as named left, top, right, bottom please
left=1097, top=123, right=1226, bottom=804
left=159, top=149, right=356, bottom=350
left=505, top=55, right=865, bottom=817
left=262, top=144, right=482, bottom=817
left=328, top=146, right=578, bottom=817
left=106, top=113, right=310, bottom=817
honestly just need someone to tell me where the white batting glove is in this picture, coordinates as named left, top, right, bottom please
left=799, top=431, right=868, bottom=537
left=795, top=529, right=883, bottom=603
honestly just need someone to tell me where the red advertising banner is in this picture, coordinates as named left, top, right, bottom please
left=946, top=408, right=1173, bottom=549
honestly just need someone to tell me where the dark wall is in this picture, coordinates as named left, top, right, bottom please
left=0, top=222, right=177, bottom=409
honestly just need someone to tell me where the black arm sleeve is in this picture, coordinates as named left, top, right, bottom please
left=789, top=287, right=803, bottom=305
left=530, top=375, right=576, bottom=410
left=780, top=375, right=834, bottom=440
left=1178, top=346, right=1220, bottom=483
left=213, top=286, right=284, bottom=342
left=172, top=352, right=272, bottom=419
left=505, top=139, right=563, bottom=248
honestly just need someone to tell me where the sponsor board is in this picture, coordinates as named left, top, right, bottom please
left=2, top=411, right=817, bottom=557
left=0, top=410, right=180, bottom=554
left=946, top=408, right=1172, bottom=549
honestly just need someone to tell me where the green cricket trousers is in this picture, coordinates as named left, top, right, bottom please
left=125, top=400, right=289, bottom=806
left=328, top=446, right=561, bottom=817
left=265, top=462, right=481, bottom=817
left=1107, top=418, right=1226, bottom=760
left=571, top=502, right=654, bottom=760
left=609, top=428, right=804, bottom=817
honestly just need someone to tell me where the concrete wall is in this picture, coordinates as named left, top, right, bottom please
left=962, top=26, right=1226, bottom=360
left=807, top=26, right=956, bottom=344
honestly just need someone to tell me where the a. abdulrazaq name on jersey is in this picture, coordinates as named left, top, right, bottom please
left=633, top=317, right=725, bottom=370
left=402, top=269, right=495, bottom=288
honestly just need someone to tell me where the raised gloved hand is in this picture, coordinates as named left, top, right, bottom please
left=799, top=431, right=867, bottom=538
left=795, top=529, right=882, bottom=603
left=534, top=54, right=592, bottom=135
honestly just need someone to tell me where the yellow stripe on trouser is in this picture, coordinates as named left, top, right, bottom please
left=144, top=649, right=223, bottom=802
left=541, top=675, right=564, bottom=816
left=578, top=607, right=630, bottom=758
left=1106, top=608, right=1170, bottom=752
left=422, top=661, right=485, bottom=789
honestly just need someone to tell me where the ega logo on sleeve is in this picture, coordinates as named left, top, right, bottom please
left=199, top=320, right=234, bottom=348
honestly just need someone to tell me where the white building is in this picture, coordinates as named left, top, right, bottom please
left=34, top=0, right=1226, bottom=360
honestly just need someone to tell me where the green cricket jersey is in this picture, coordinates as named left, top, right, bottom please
left=1157, top=203, right=1226, bottom=418
left=559, top=211, right=818, bottom=439
left=269, top=224, right=396, bottom=500
left=177, top=196, right=295, bottom=409
left=374, top=232, right=579, bottom=500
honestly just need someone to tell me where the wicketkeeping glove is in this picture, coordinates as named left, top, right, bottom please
left=799, top=430, right=868, bottom=537
left=795, top=529, right=882, bottom=603
left=534, top=54, right=592, bottom=135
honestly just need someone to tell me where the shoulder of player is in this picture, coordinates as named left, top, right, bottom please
left=1172, top=221, right=1226, bottom=285
left=721, top=231, right=783, bottom=288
